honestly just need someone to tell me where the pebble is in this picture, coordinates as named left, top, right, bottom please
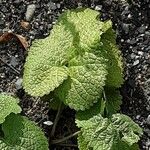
left=122, top=23, right=130, bottom=34
left=10, top=56, right=18, bottom=67
left=147, top=115, right=150, bottom=125
left=43, top=121, right=53, bottom=126
left=133, top=60, right=140, bottom=66
left=48, top=2, right=57, bottom=10
left=138, top=51, right=144, bottom=56
left=15, top=78, right=23, bottom=90
left=95, top=5, right=102, bottom=11
left=25, top=4, right=36, bottom=21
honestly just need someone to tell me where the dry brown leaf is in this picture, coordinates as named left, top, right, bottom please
left=0, top=32, right=29, bottom=50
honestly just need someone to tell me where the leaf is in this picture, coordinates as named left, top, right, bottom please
left=76, top=114, right=119, bottom=150
left=78, top=133, right=90, bottom=150
left=105, top=87, right=122, bottom=116
left=0, top=32, right=28, bottom=50
left=0, top=93, right=22, bottom=124
left=0, top=114, right=48, bottom=150
left=76, top=113, right=142, bottom=150
left=99, top=29, right=124, bottom=88
left=23, top=8, right=122, bottom=111
left=23, top=18, right=74, bottom=96
left=76, top=98, right=105, bottom=121
left=55, top=52, right=107, bottom=110
left=60, top=8, right=112, bottom=51
left=111, top=114, right=143, bottom=146
left=23, top=8, right=110, bottom=99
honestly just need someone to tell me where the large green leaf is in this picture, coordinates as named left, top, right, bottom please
left=55, top=52, right=107, bottom=110
left=0, top=94, right=21, bottom=124
left=0, top=114, right=48, bottom=150
left=23, top=22, right=73, bottom=96
left=76, top=113, right=142, bottom=150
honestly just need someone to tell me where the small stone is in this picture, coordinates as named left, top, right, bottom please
left=145, top=31, right=150, bottom=36
left=121, top=39, right=124, bottom=42
left=129, top=39, right=136, bottom=45
left=48, top=2, right=57, bottom=10
left=147, top=115, right=150, bottom=125
left=138, top=26, right=146, bottom=33
left=15, top=78, right=23, bottom=90
left=10, top=56, right=18, bottom=67
left=138, top=51, right=144, bottom=56
left=133, top=60, right=139, bottom=66
left=25, top=4, right=36, bottom=21
left=122, top=23, right=130, bottom=34
left=43, top=121, right=53, bottom=126
left=127, top=14, right=132, bottom=19
left=130, top=53, right=136, bottom=59
left=95, top=5, right=102, bottom=11
left=136, top=115, right=141, bottom=119
left=56, top=3, right=61, bottom=9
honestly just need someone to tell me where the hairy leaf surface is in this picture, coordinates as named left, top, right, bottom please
left=55, top=52, right=107, bottom=110
left=100, top=29, right=124, bottom=87
left=60, top=8, right=112, bottom=51
left=111, top=114, right=143, bottom=145
left=23, top=23, right=73, bottom=96
left=0, top=114, right=48, bottom=150
left=0, top=94, right=21, bottom=124
left=76, top=113, right=142, bottom=150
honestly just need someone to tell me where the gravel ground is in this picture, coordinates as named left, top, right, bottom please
left=0, top=0, right=150, bottom=149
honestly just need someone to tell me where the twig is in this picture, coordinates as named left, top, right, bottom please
left=50, top=101, right=63, bottom=137
left=0, top=57, right=20, bottom=75
left=51, top=131, right=80, bottom=144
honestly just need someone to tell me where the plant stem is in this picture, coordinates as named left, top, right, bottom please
left=51, top=131, right=81, bottom=144
left=50, top=101, right=63, bottom=137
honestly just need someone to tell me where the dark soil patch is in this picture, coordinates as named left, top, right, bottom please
left=0, top=0, right=150, bottom=149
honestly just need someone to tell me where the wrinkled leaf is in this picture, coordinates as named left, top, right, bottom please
left=0, top=114, right=48, bottom=150
left=76, top=113, right=142, bottom=150
left=0, top=93, right=21, bottom=124
left=56, top=52, right=107, bottom=110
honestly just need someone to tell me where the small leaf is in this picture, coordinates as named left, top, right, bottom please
left=105, top=87, right=122, bottom=116
left=76, top=113, right=142, bottom=150
left=0, top=114, right=48, bottom=150
left=76, top=114, right=119, bottom=150
left=0, top=93, right=21, bottom=124
left=100, top=29, right=124, bottom=88
left=111, top=114, right=143, bottom=146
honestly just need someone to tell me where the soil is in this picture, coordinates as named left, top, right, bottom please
left=0, top=0, right=150, bottom=149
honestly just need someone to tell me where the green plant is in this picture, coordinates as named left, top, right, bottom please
left=22, top=8, right=142, bottom=149
left=0, top=93, right=48, bottom=150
